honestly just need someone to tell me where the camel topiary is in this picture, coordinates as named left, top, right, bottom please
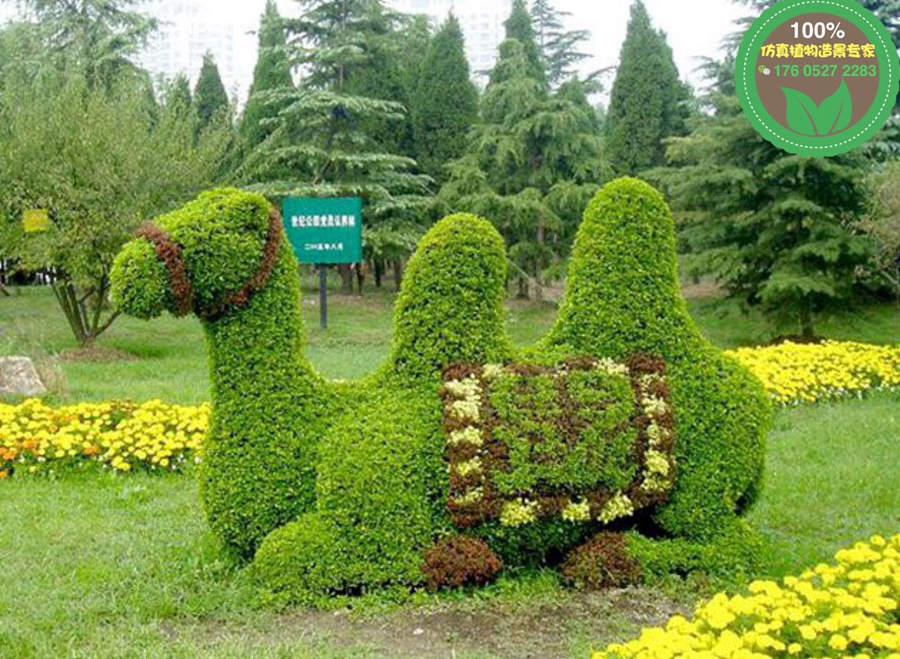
left=110, top=179, right=771, bottom=604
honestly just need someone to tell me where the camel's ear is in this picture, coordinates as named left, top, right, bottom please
left=545, top=177, right=702, bottom=360
left=390, top=213, right=513, bottom=378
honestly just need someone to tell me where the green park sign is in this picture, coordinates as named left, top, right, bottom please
left=282, top=197, right=363, bottom=265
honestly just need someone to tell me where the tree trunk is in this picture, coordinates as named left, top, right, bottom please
left=517, top=276, right=530, bottom=300
left=374, top=260, right=384, bottom=289
left=799, top=299, right=815, bottom=339
left=355, top=263, right=366, bottom=296
left=338, top=264, right=353, bottom=295
left=534, top=219, right=545, bottom=303
left=51, top=279, right=119, bottom=346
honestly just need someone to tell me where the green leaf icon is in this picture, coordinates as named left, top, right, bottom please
left=782, top=80, right=853, bottom=137
left=816, top=79, right=852, bottom=135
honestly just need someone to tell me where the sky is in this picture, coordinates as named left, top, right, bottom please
left=567, top=0, right=747, bottom=92
left=0, top=0, right=750, bottom=99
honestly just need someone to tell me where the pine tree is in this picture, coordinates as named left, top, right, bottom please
left=19, top=0, right=156, bottom=87
left=654, top=89, right=871, bottom=338
left=410, top=13, right=479, bottom=182
left=440, top=32, right=606, bottom=298
left=530, top=0, right=592, bottom=88
left=242, top=0, right=430, bottom=292
left=241, top=0, right=293, bottom=152
left=497, top=0, right=546, bottom=87
left=164, top=73, right=193, bottom=121
left=605, top=0, right=690, bottom=174
left=193, top=52, right=229, bottom=136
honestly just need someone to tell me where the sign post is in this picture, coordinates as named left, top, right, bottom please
left=281, top=197, right=364, bottom=330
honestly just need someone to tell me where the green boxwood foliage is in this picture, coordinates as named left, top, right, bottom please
left=545, top=177, right=771, bottom=541
left=625, top=519, right=764, bottom=583
left=111, top=188, right=334, bottom=558
left=391, top=213, right=513, bottom=379
left=255, top=213, right=515, bottom=602
left=255, top=378, right=445, bottom=603
left=110, top=239, right=173, bottom=319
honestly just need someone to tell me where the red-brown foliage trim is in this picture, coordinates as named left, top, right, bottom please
left=135, top=207, right=284, bottom=321
left=441, top=355, right=676, bottom=529
left=422, top=535, right=504, bottom=592
left=561, top=532, right=642, bottom=590
left=135, top=223, right=195, bottom=317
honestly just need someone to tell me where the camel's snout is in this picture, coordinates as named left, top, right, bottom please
left=110, top=236, right=173, bottom=320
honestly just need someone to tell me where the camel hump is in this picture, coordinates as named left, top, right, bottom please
left=390, top=213, right=513, bottom=378
left=547, top=177, right=703, bottom=361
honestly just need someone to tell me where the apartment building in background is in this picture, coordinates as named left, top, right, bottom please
left=138, top=0, right=258, bottom=101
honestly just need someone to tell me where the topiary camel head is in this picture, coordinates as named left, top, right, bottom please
left=111, top=188, right=281, bottom=323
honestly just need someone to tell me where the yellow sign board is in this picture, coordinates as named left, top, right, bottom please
left=22, top=209, right=50, bottom=233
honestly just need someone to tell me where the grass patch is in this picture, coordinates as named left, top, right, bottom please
left=2, top=287, right=897, bottom=403
left=749, top=391, right=900, bottom=577
left=0, top=392, right=896, bottom=658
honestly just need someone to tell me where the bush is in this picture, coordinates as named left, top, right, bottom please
left=561, top=532, right=642, bottom=590
left=422, top=535, right=504, bottom=592
left=625, top=519, right=763, bottom=583
left=391, top=213, right=513, bottom=379
left=544, top=177, right=772, bottom=541
left=111, top=188, right=336, bottom=559
left=594, top=534, right=900, bottom=658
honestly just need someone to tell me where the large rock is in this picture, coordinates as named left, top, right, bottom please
left=0, top=357, right=47, bottom=396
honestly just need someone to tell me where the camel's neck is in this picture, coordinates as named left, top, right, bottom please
left=202, top=249, right=323, bottom=420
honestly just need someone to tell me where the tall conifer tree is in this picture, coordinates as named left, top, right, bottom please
left=410, top=13, right=479, bottom=182
left=241, top=0, right=293, bottom=151
left=530, top=0, right=591, bottom=88
left=242, top=0, right=430, bottom=291
left=496, top=0, right=546, bottom=87
left=193, top=52, right=229, bottom=135
left=605, top=1, right=690, bottom=174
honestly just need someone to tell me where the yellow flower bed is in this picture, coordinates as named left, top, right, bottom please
left=0, top=399, right=209, bottom=477
left=594, top=534, right=900, bottom=659
left=726, top=341, right=900, bottom=405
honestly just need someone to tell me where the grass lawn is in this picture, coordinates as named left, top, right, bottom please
left=1, top=286, right=897, bottom=403
left=0, top=391, right=896, bottom=658
left=1, top=286, right=898, bottom=658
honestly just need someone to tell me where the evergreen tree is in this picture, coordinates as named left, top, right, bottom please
left=530, top=0, right=592, bottom=88
left=410, top=13, right=479, bottom=182
left=496, top=0, right=546, bottom=86
left=242, top=0, right=430, bottom=292
left=193, top=52, right=229, bottom=136
left=163, top=72, right=193, bottom=121
left=605, top=0, right=690, bottom=174
left=439, top=34, right=607, bottom=298
left=241, top=0, right=293, bottom=152
left=19, top=0, right=156, bottom=87
left=654, top=92, right=871, bottom=338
